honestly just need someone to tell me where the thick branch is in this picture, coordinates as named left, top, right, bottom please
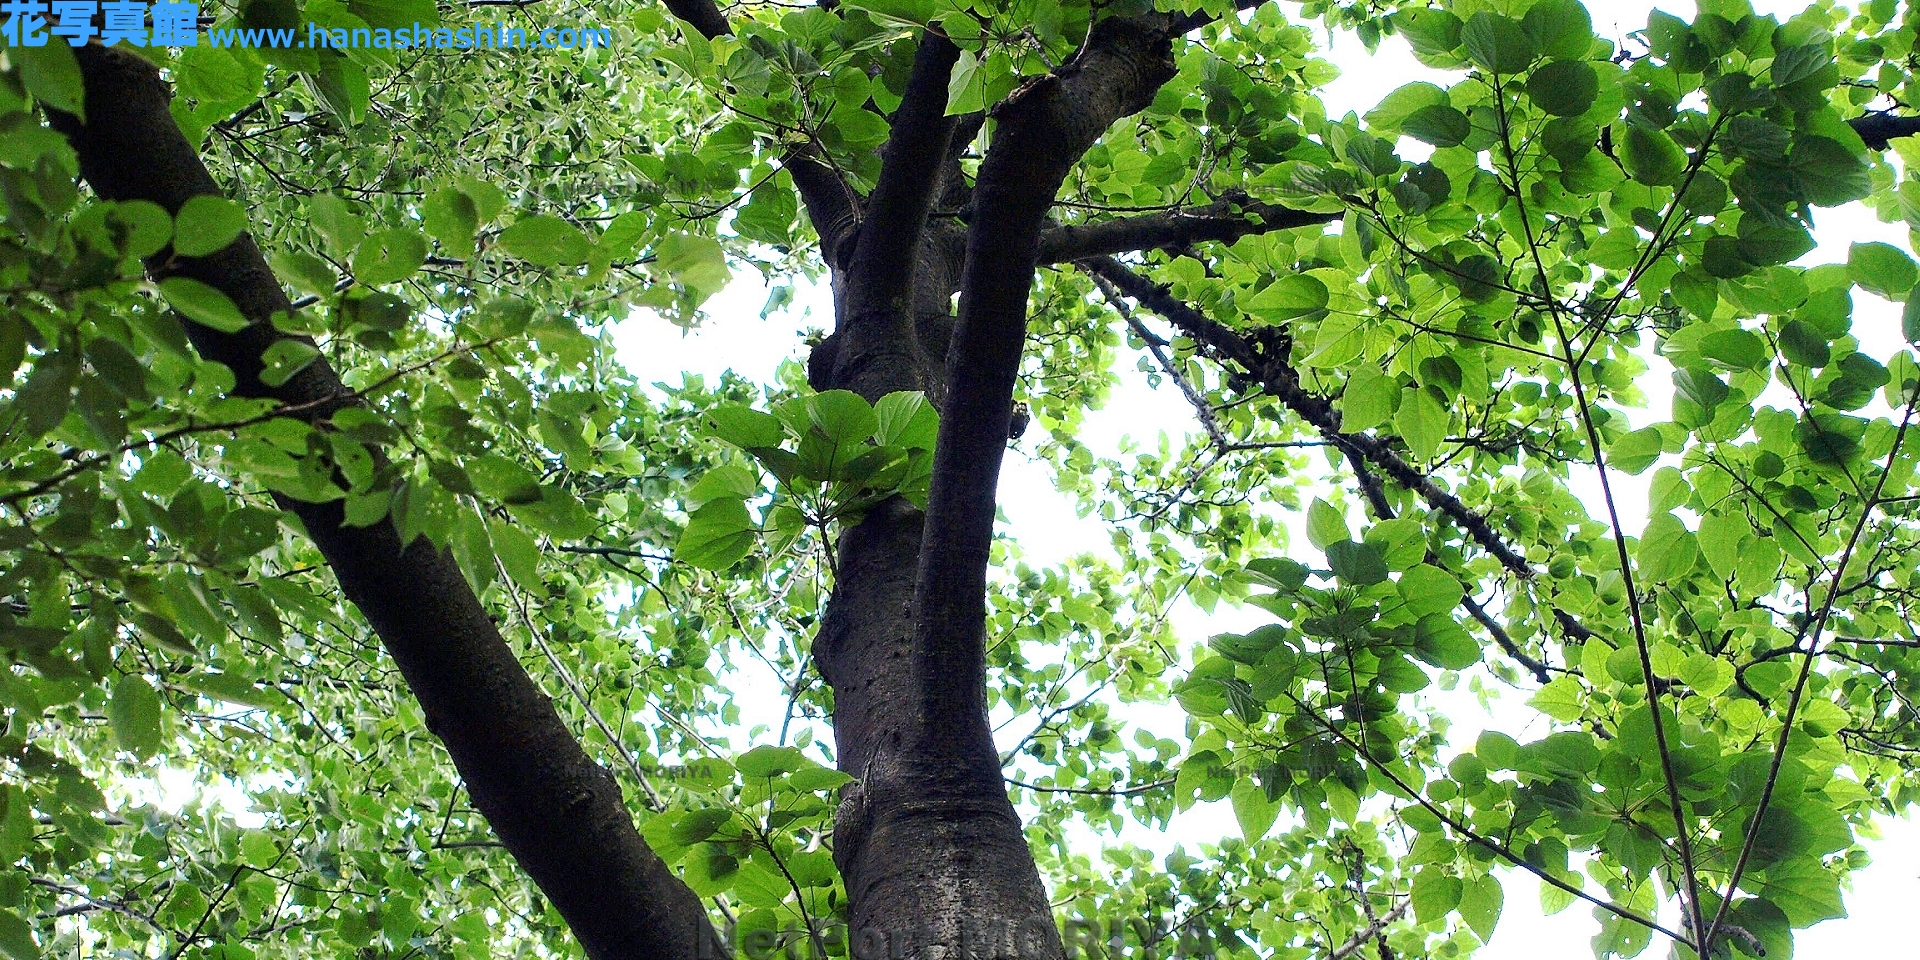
left=787, top=147, right=862, bottom=269
left=846, top=32, right=961, bottom=304
left=48, top=46, right=720, bottom=960
left=916, top=13, right=1181, bottom=721
left=1038, top=194, right=1337, bottom=263
left=660, top=0, right=730, bottom=42
left=817, top=31, right=964, bottom=397
left=1849, top=112, right=1920, bottom=151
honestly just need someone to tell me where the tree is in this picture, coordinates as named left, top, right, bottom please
left=3, top=0, right=1920, bottom=957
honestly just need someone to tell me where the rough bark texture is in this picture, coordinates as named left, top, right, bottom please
left=47, top=44, right=722, bottom=960
left=808, top=16, right=1185, bottom=960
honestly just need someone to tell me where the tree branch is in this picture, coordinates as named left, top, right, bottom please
left=47, top=45, right=721, bottom=960
left=787, top=147, right=863, bottom=269
left=1326, top=900, right=1408, bottom=960
left=1038, top=193, right=1337, bottom=263
left=1848, top=112, right=1920, bottom=151
left=846, top=31, right=961, bottom=301
left=1082, top=256, right=1532, bottom=573
left=915, top=14, right=1181, bottom=722
left=1083, top=256, right=1599, bottom=673
left=1329, top=419, right=1554, bottom=683
left=660, top=0, right=731, bottom=43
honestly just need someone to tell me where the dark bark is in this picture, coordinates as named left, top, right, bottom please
left=1037, top=195, right=1338, bottom=264
left=47, top=45, right=721, bottom=960
left=1849, top=112, right=1920, bottom=151
left=809, top=17, right=1188, bottom=960
left=916, top=13, right=1181, bottom=722
left=660, top=0, right=732, bottom=44
left=848, top=32, right=963, bottom=307
left=822, top=33, right=966, bottom=400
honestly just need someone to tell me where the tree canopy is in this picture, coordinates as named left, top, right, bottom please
left=2, top=0, right=1920, bottom=959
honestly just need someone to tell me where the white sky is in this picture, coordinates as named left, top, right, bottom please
left=608, top=1, right=1920, bottom=956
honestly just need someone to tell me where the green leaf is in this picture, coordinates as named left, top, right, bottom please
left=1460, top=875, right=1504, bottom=941
left=497, top=216, right=593, bottom=267
left=1904, top=287, right=1920, bottom=342
left=1526, top=61, right=1598, bottom=117
left=1462, top=12, right=1537, bottom=74
left=1397, top=8, right=1462, bottom=59
left=1780, top=319, right=1831, bottom=366
left=466, top=455, right=544, bottom=505
left=353, top=228, right=428, bottom=286
left=708, top=405, right=785, bottom=449
left=108, top=201, right=174, bottom=260
left=1637, top=512, right=1699, bottom=582
left=807, top=390, right=879, bottom=444
left=1523, top=0, right=1592, bottom=59
left=1305, top=497, right=1347, bottom=551
left=676, top=499, right=757, bottom=570
left=1529, top=675, right=1585, bottom=722
left=1608, top=426, right=1664, bottom=475
left=734, top=744, right=806, bottom=777
left=1229, top=779, right=1278, bottom=842
left=1364, top=82, right=1447, bottom=133
left=1770, top=43, right=1833, bottom=88
left=423, top=186, right=480, bottom=256
left=1847, top=242, right=1918, bottom=300
left=173, top=195, right=249, bottom=257
left=15, top=350, right=78, bottom=436
left=110, top=675, right=162, bottom=759
left=488, top=519, right=542, bottom=590
left=789, top=766, right=853, bottom=792
left=1750, top=861, right=1845, bottom=926
left=1671, top=271, right=1718, bottom=319
left=19, top=43, right=83, bottom=120
left=159, top=277, right=250, bottom=332
left=0, top=909, right=38, bottom=960
left=309, top=193, right=366, bottom=256
left=874, top=391, right=938, bottom=449
left=1700, top=329, right=1767, bottom=370
left=312, top=56, right=370, bottom=124
left=271, top=250, right=340, bottom=298
left=1789, top=136, right=1871, bottom=207
left=1327, top=540, right=1388, bottom=585
left=1414, top=614, right=1479, bottom=670
left=1394, top=388, right=1448, bottom=461
left=1411, top=868, right=1462, bottom=921
left=508, top=486, right=596, bottom=541
left=687, top=464, right=761, bottom=505
left=259, top=340, right=320, bottom=388
left=1672, top=367, right=1729, bottom=416
left=841, top=0, right=932, bottom=26
left=670, top=808, right=734, bottom=846
left=1244, top=275, right=1329, bottom=322
left=1402, top=104, right=1472, bottom=147
left=1339, top=366, right=1396, bottom=432
left=176, top=672, right=281, bottom=710
left=1737, top=225, right=1816, bottom=267
left=1399, top=564, right=1464, bottom=617
left=650, top=232, right=730, bottom=304
left=1620, top=124, right=1685, bottom=186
